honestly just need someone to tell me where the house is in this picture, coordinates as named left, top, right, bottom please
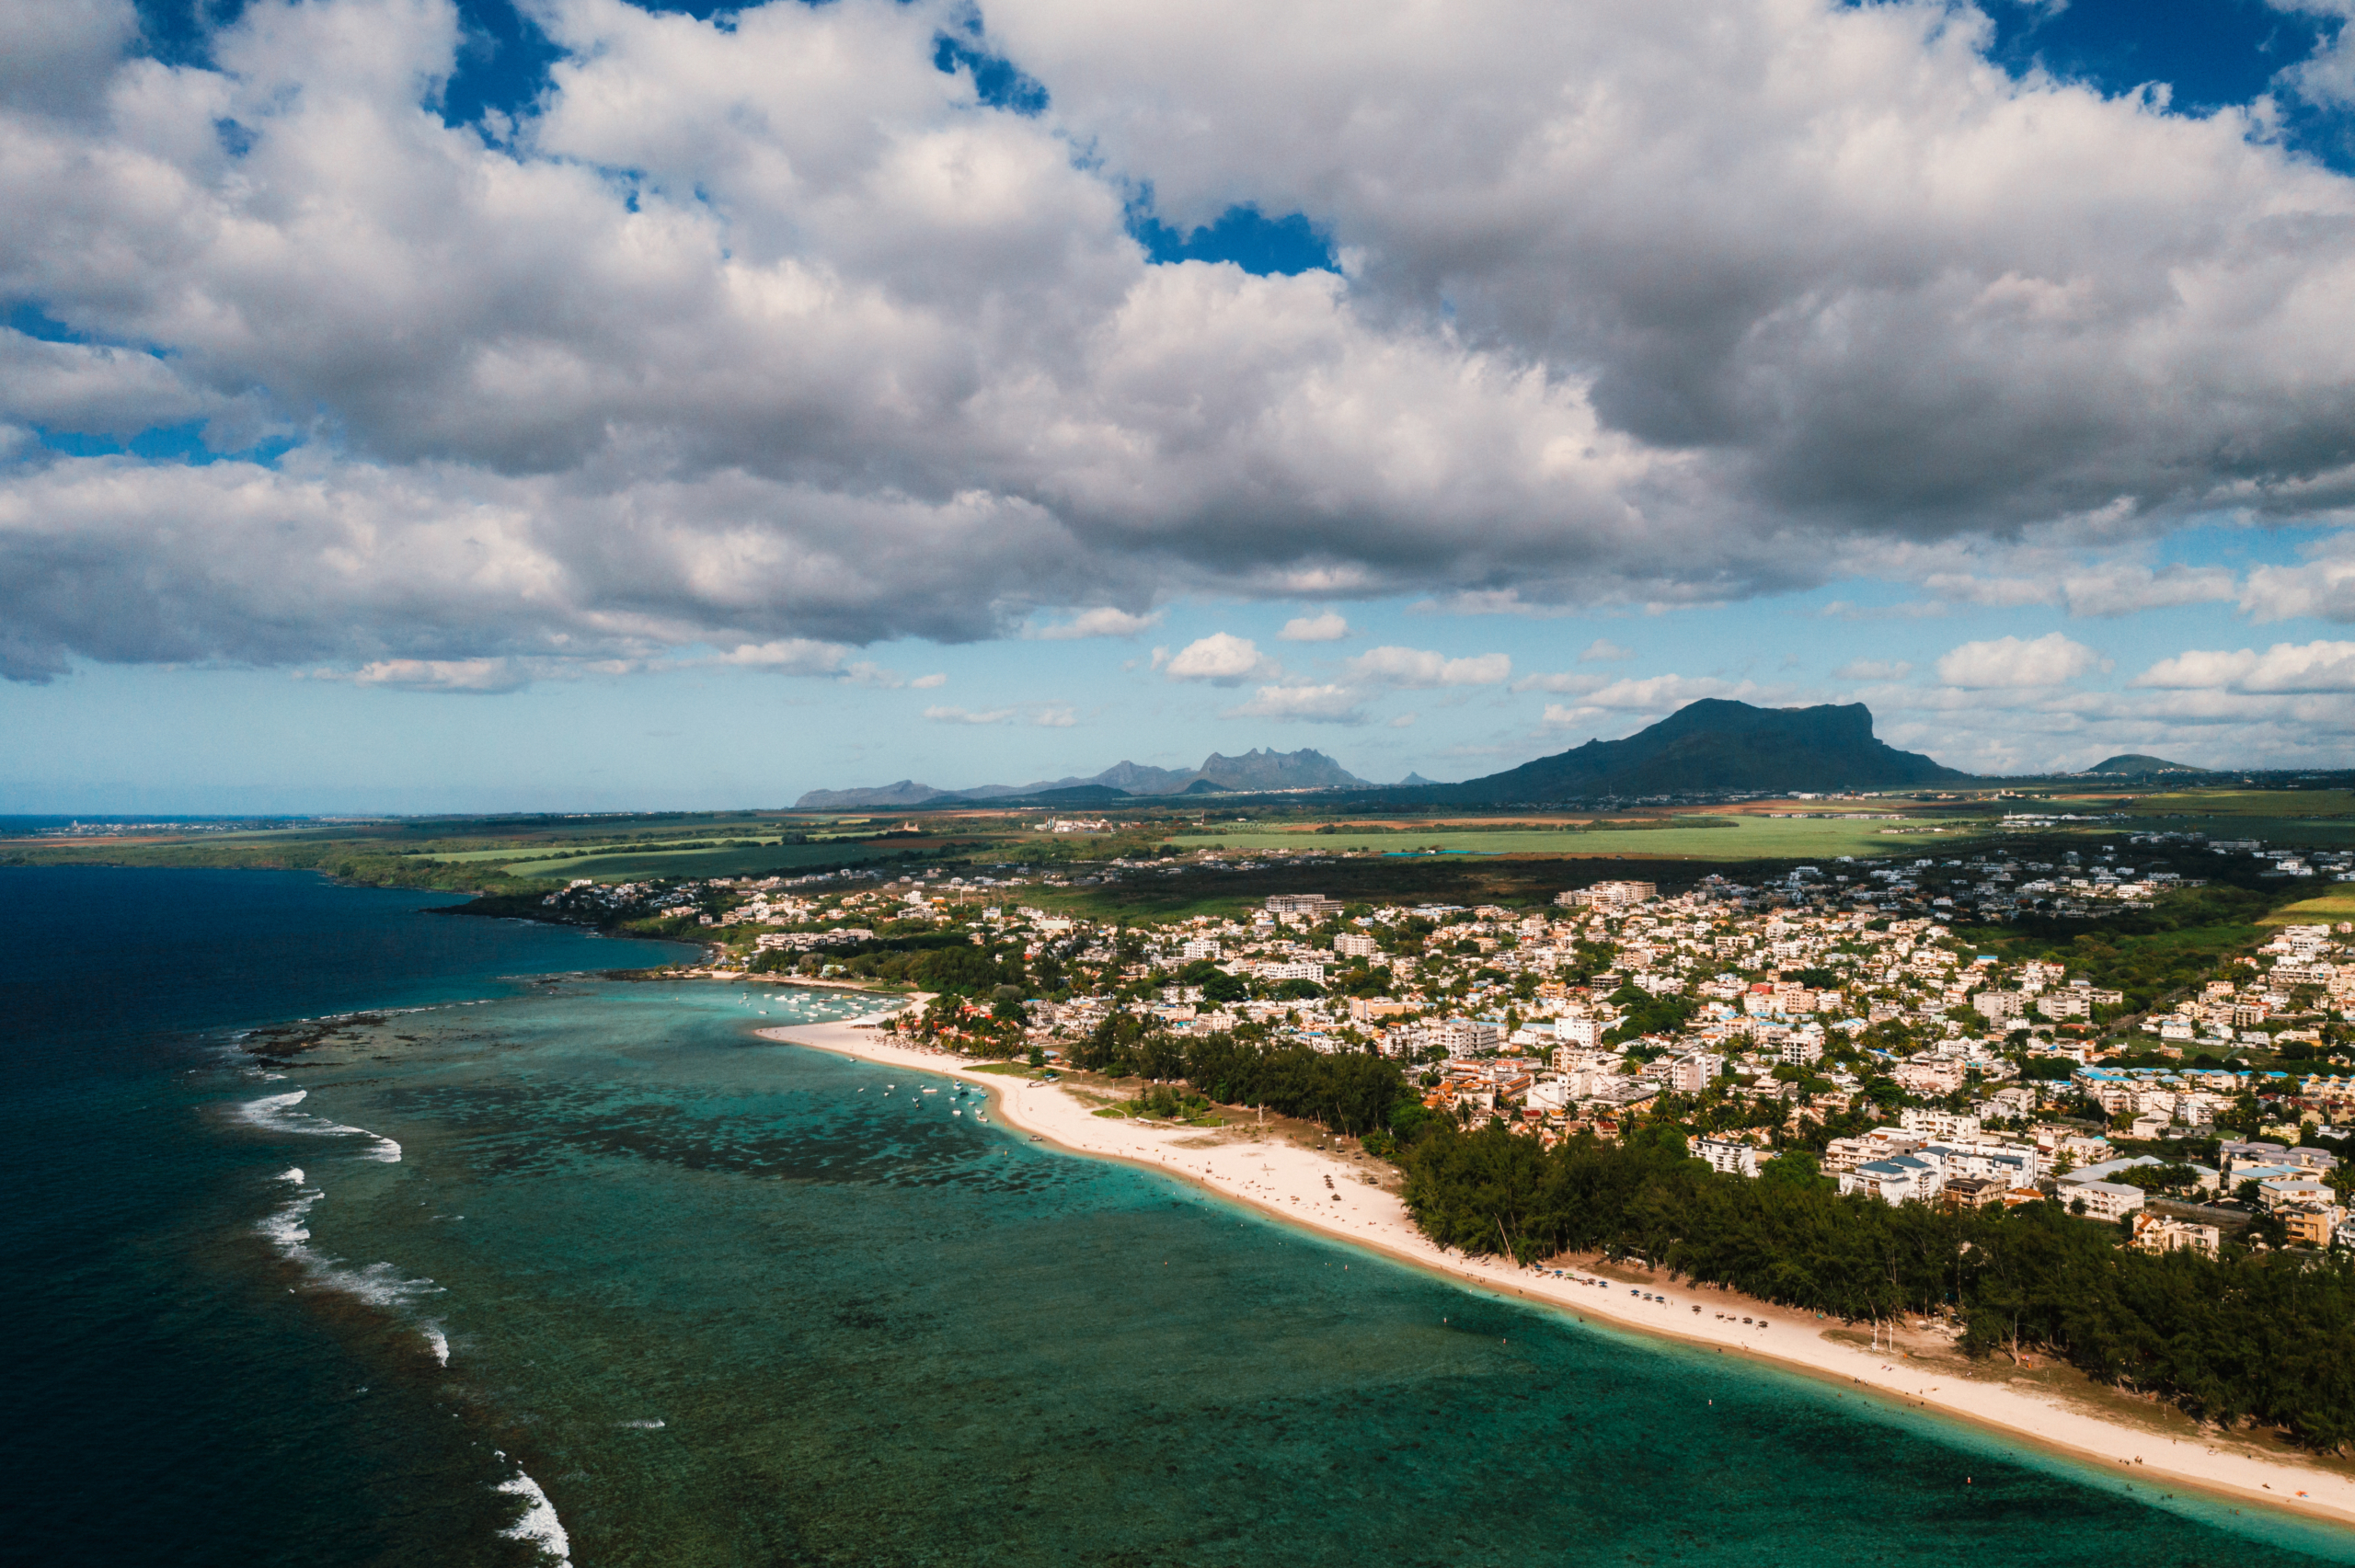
left=1842, top=1154, right=1943, bottom=1205
left=1900, top=1108, right=1981, bottom=1141
left=1942, top=1176, right=1999, bottom=1209
left=1669, top=1052, right=1724, bottom=1093
left=2131, top=1212, right=2221, bottom=1258
left=1695, top=1137, right=1761, bottom=1179
left=2067, top=1180, right=2145, bottom=1222
left=2284, top=1208, right=2344, bottom=1248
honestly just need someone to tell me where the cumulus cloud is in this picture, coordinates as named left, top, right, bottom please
left=1223, top=682, right=1366, bottom=723
left=1028, top=607, right=1161, bottom=639
left=334, top=658, right=529, bottom=693
left=1536, top=673, right=1769, bottom=727
left=1935, top=633, right=2108, bottom=689
left=2133, top=639, right=2355, bottom=692
left=10, top=0, right=2355, bottom=685
left=2241, top=535, right=2355, bottom=623
left=1162, top=632, right=1278, bottom=683
left=1577, top=639, right=1634, bottom=663
left=1340, top=645, right=1511, bottom=688
left=1279, top=610, right=1352, bottom=641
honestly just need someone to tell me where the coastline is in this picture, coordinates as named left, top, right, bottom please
left=760, top=1009, right=2355, bottom=1538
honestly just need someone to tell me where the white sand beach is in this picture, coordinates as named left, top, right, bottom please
left=762, top=1012, right=2355, bottom=1532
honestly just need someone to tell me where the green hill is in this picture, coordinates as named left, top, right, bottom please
left=2085, top=753, right=2205, bottom=776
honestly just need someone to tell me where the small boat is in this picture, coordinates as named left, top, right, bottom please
left=976, top=1114, right=987, bottom=1123
left=952, top=1109, right=961, bottom=1117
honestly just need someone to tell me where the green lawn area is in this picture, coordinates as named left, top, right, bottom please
left=1181, top=815, right=1984, bottom=861
left=2119, top=789, right=2355, bottom=818
left=498, top=839, right=924, bottom=879
left=2260, top=887, right=2355, bottom=926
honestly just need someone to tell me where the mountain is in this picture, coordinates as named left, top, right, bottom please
left=791, top=748, right=1366, bottom=808
left=1396, top=772, right=1442, bottom=788
left=791, top=779, right=948, bottom=809
left=1196, top=749, right=1368, bottom=791
left=2085, top=753, right=2205, bottom=776
left=1429, top=699, right=1966, bottom=802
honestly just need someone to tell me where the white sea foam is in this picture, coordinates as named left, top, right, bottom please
left=257, top=1170, right=444, bottom=1310
left=616, top=1418, right=666, bottom=1429
left=422, top=1324, right=450, bottom=1367
left=496, top=1471, right=573, bottom=1566
left=230, top=1089, right=403, bottom=1162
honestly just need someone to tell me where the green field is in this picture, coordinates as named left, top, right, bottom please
left=495, top=839, right=925, bottom=880
left=1181, top=815, right=1983, bottom=861
left=2259, top=887, right=2355, bottom=926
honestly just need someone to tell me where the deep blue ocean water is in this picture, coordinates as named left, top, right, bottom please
left=7, top=866, right=2354, bottom=1566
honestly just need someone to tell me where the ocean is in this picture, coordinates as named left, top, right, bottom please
left=6, top=864, right=2350, bottom=1565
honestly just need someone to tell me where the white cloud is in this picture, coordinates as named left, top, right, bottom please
left=1028, top=607, right=1161, bottom=639
left=1583, top=674, right=1762, bottom=710
left=1340, top=646, right=1511, bottom=688
left=923, top=704, right=1016, bottom=724
left=714, top=640, right=854, bottom=675
left=1935, top=634, right=2108, bottom=690
left=1164, top=632, right=1277, bottom=683
left=1832, top=658, right=1912, bottom=681
left=2241, top=539, right=2355, bottom=624
left=1223, top=682, right=1365, bottom=722
left=1577, top=638, right=1634, bottom=663
left=1388, top=711, right=1417, bottom=727
left=340, top=658, right=528, bottom=693
left=1033, top=704, right=1078, bottom=727
left=910, top=671, right=948, bottom=688
left=9, top=0, right=2355, bottom=687
left=2133, top=640, right=2355, bottom=693
left=1279, top=610, right=1352, bottom=642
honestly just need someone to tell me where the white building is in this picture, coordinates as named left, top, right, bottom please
left=1900, top=1108, right=1982, bottom=1141
left=1841, top=1154, right=1943, bottom=1205
left=1334, top=933, right=1380, bottom=959
left=2068, top=1180, right=2145, bottom=1222
left=1669, top=1052, right=1724, bottom=1093
left=1695, top=1137, right=1762, bottom=1179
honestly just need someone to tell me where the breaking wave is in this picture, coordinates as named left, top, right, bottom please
left=496, top=1469, right=573, bottom=1566
left=229, top=1089, right=402, bottom=1163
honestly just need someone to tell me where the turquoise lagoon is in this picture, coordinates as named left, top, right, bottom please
left=6, top=866, right=2351, bottom=1565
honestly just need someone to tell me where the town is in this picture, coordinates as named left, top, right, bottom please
left=546, top=830, right=2355, bottom=1261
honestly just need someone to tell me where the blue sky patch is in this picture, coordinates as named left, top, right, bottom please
left=1130, top=203, right=1337, bottom=276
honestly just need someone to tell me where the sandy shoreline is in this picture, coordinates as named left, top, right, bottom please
left=761, top=1010, right=2355, bottom=1536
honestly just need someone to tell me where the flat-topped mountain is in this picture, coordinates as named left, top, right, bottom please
left=1430, top=699, right=1966, bottom=802
left=793, top=748, right=1366, bottom=808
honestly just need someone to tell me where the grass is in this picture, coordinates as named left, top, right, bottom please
left=498, top=839, right=929, bottom=879
left=1178, top=816, right=1979, bottom=861
left=2113, top=789, right=2355, bottom=818
left=2260, top=887, right=2355, bottom=927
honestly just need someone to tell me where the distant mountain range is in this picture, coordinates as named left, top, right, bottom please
left=2084, top=753, right=2206, bottom=776
left=1423, top=699, right=1965, bottom=801
left=793, top=748, right=1373, bottom=808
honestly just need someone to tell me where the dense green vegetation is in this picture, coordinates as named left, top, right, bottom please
left=1396, top=1123, right=2355, bottom=1450
left=1950, top=883, right=2280, bottom=1013
left=1067, top=1014, right=1406, bottom=1137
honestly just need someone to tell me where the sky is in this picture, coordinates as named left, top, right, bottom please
left=6, top=0, right=2355, bottom=813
